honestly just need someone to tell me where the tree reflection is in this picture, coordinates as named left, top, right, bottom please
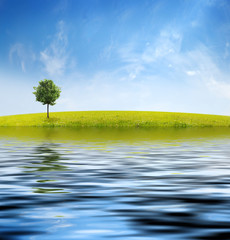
left=24, top=144, right=68, bottom=173
left=23, top=143, right=69, bottom=194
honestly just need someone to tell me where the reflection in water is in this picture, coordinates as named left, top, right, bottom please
left=23, top=144, right=70, bottom=194
left=23, top=144, right=69, bottom=173
left=33, top=187, right=69, bottom=194
left=0, top=128, right=230, bottom=239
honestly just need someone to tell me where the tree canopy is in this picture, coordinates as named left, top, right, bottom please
left=33, top=79, right=61, bottom=105
left=33, top=79, right=61, bottom=118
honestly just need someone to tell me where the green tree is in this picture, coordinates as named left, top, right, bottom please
left=33, top=79, right=61, bottom=118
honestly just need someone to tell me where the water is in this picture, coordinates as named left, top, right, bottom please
left=0, top=127, right=230, bottom=240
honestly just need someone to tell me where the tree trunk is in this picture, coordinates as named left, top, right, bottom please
left=47, top=104, right=49, bottom=118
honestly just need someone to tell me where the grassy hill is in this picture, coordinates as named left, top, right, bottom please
left=0, top=111, right=230, bottom=128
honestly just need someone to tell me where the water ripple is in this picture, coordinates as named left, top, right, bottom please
left=0, top=136, right=230, bottom=239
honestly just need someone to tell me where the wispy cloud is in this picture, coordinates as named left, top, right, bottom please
left=51, top=23, right=230, bottom=115
left=117, top=28, right=182, bottom=80
left=119, top=24, right=230, bottom=91
left=9, top=43, right=35, bottom=72
left=40, top=20, right=69, bottom=77
left=96, top=26, right=230, bottom=114
left=143, top=30, right=182, bottom=62
left=100, top=39, right=115, bottom=61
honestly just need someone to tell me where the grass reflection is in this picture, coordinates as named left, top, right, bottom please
left=1, top=127, right=230, bottom=145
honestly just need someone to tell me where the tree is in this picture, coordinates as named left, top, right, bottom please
left=33, top=79, right=61, bottom=118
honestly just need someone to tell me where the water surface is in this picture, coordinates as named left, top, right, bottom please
left=0, top=127, right=230, bottom=240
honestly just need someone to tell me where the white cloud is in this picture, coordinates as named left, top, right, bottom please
left=117, top=29, right=183, bottom=81
left=179, top=48, right=230, bottom=99
left=9, top=43, right=36, bottom=73
left=9, top=43, right=27, bottom=72
left=111, top=27, right=230, bottom=114
left=40, top=20, right=69, bottom=77
left=142, top=29, right=182, bottom=63
left=100, top=40, right=115, bottom=60
left=186, top=71, right=197, bottom=76
left=53, top=34, right=230, bottom=115
left=4, top=23, right=230, bottom=116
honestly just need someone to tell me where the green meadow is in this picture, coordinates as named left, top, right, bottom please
left=0, top=111, right=230, bottom=128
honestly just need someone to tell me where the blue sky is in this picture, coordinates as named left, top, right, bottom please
left=1, top=0, right=230, bottom=115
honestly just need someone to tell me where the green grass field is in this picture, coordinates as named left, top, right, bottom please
left=0, top=111, right=230, bottom=128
